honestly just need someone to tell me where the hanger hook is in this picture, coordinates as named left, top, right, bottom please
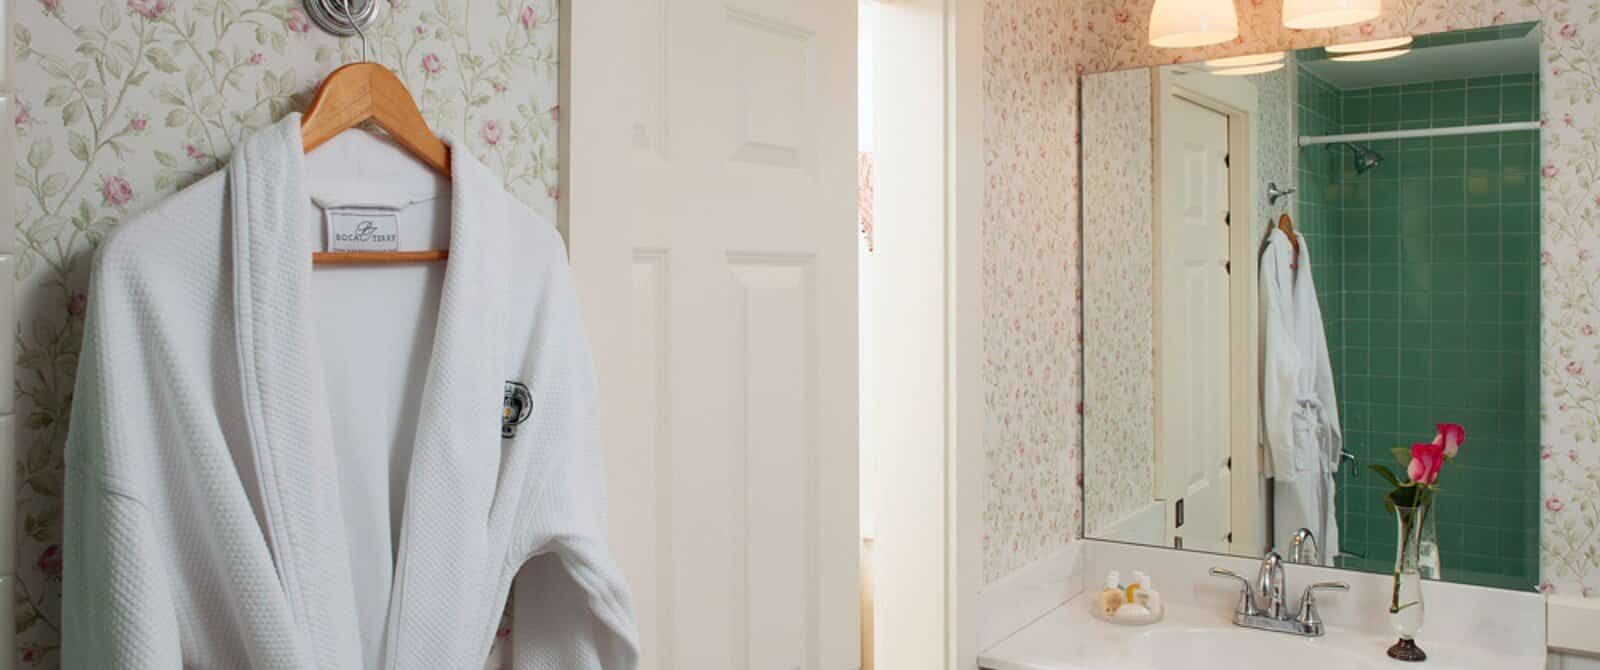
left=337, top=0, right=369, bottom=62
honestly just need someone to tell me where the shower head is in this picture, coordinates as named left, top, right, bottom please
left=1344, top=142, right=1385, bottom=174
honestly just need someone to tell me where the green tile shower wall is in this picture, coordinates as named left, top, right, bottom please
left=1294, top=69, right=1540, bottom=590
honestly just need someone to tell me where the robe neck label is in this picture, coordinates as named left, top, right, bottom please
left=325, top=207, right=401, bottom=253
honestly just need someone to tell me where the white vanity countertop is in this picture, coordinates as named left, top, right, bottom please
left=980, top=592, right=1546, bottom=670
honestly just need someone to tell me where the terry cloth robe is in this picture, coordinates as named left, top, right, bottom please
left=62, top=115, right=638, bottom=669
left=1260, top=228, right=1342, bottom=564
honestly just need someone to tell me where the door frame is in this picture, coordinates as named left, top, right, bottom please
left=868, top=0, right=984, bottom=668
left=1152, top=66, right=1263, bottom=557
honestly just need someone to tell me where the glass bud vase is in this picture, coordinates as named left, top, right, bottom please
left=1417, top=503, right=1441, bottom=580
left=1388, top=504, right=1428, bottom=662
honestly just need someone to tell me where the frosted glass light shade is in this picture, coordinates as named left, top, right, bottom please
left=1329, top=47, right=1410, bottom=62
left=1149, top=0, right=1239, bottom=48
left=1283, top=0, right=1381, bottom=30
left=1211, top=62, right=1286, bottom=76
left=1204, top=52, right=1286, bottom=69
left=1325, top=36, right=1413, bottom=54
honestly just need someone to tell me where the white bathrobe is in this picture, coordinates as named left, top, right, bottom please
left=1260, top=228, right=1341, bottom=563
left=63, top=116, right=638, bottom=669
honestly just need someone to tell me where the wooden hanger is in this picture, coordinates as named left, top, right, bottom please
left=302, top=61, right=450, bottom=265
left=1277, top=213, right=1300, bottom=267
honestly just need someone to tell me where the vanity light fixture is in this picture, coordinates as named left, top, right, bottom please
left=1329, top=47, right=1411, bottom=62
left=1210, top=62, right=1287, bottom=76
left=1203, top=52, right=1286, bottom=69
left=1324, top=35, right=1414, bottom=54
left=1282, top=0, right=1381, bottom=30
left=1149, top=0, right=1239, bottom=48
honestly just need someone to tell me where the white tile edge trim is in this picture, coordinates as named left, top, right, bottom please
left=1549, top=595, right=1600, bottom=657
left=978, top=542, right=1086, bottom=652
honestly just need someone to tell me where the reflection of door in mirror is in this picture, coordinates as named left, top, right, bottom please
left=1154, top=71, right=1263, bottom=556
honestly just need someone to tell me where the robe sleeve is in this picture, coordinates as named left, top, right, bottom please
left=505, top=242, right=639, bottom=669
left=1258, top=235, right=1299, bottom=479
left=62, top=310, right=184, bottom=669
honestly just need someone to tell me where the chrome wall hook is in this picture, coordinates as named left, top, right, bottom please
left=304, top=0, right=382, bottom=51
left=1267, top=182, right=1296, bottom=206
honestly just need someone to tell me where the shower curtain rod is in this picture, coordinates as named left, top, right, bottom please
left=1298, top=121, right=1540, bottom=146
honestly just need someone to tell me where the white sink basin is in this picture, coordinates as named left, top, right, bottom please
left=979, top=595, right=1543, bottom=670
left=1136, top=628, right=1381, bottom=670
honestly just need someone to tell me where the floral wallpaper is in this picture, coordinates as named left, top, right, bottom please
left=1060, top=0, right=1599, bottom=599
left=1079, top=68, right=1155, bottom=538
left=982, top=0, right=1091, bottom=584
left=10, top=0, right=560, bottom=664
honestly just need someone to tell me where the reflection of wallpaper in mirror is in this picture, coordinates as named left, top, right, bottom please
left=1081, top=64, right=1296, bottom=543
left=1082, top=68, right=1156, bottom=540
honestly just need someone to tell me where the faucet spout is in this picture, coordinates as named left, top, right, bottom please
left=1257, top=552, right=1288, bottom=620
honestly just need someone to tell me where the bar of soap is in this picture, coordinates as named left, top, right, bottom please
left=1098, top=590, right=1123, bottom=616
left=1115, top=603, right=1152, bottom=618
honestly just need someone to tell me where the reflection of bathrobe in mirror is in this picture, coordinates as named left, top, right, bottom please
left=1260, top=228, right=1341, bottom=563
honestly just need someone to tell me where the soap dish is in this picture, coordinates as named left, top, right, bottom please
left=1089, top=598, right=1164, bottom=626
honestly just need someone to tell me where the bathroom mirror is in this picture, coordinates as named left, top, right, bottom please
left=1079, top=23, right=1542, bottom=591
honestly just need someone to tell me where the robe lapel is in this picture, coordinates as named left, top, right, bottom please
left=232, top=117, right=511, bottom=668
left=379, top=141, right=512, bottom=668
left=229, top=116, right=366, bottom=669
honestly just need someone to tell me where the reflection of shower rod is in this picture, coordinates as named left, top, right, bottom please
left=1298, top=120, right=1539, bottom=146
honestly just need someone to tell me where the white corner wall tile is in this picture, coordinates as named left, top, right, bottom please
left=0, top=255, right=13, bottom=417
left=0, top=417, right=14, bottom=577
left=0, top=96, right=14, bottom=256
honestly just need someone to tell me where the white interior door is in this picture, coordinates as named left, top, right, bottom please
left=1157, top=94, right=1232, bottom=554
left=565, top=1, right=858, bottom=669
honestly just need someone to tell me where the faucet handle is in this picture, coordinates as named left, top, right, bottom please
left=1209, top=567, right=1260, bottom=616
left=1296, top=581, right=1350, bottom=629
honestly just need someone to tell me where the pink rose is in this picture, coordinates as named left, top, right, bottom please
left=185, top=144, right=204, bottom=160
left=519, top=5, right=538, bottom=30
left=101, top=175, right=133, bottom=207
left=1568, top=361, right=1583, bottom=376
left=1431, top=423, right=1465, bottom=458
left=422, top=53, right=444, bottom=75
left=1360, top=23, right=1375, bottom=36
left=415, top=25, right=426, bottom=36
left=550, top=105, right=560, bottom=121
left=39, top=0, right=60, bottom=16
left=1565, top=113, right=1574, bottom=126
left=13, top=102, right=30, bottom=128
left=480, top=120, right=503, bottom=146
left=286, top=8, right=311, bottom=33
left=1113, top=9, right=1128, bottom=23
left=492, top=81, right=507, bottom=93
left=67, top=292, right=87, bottom=317
left=127, top=0, right=169, bottom=19
left=1539, top=583, right=1555, bottom=594
left=36, top=544, right=61, bottom=579
left=249, top=51, right=263, bottom=65
left=1542, top=250, right=1553, bottom=265
left=1546, top=497, right=1565, bottom=512
left=1571, top=449, right=1580, bottom=462
left=1407, top=442, right=1445, bottom=485
left=547, top=184, right=560, bottom=201
left=129, top=114, right=148, bottom=131
left=1542, top=164, right=1559, bottom=178
left=1584, top=324, right=1594, bottom=336
left=1542, top=447, right=1553, bottom=460
left=1561, top=24, right=1577, bottom=38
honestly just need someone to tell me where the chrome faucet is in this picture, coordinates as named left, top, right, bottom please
left=1210, top=552, right=1348, bottom=636
left=1288, top=528, right=1320, bottom=565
